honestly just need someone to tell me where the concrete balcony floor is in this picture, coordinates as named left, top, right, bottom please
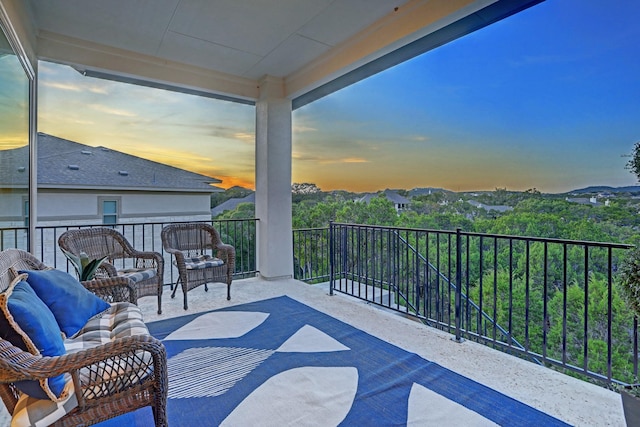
left=0, top=277, right=625, bottom=426
left=142, top=277, right=624, bottom=426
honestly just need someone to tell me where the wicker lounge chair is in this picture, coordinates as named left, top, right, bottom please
left=0, top=249, right=168, bottom=427
left=58, top=227, right=165, bottom=314
left=161, top=222, right=235, bottom=310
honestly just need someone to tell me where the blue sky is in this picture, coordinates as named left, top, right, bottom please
left=5, top=0, right=638, bottom=193
left=292, top=0, right=640, bottom=193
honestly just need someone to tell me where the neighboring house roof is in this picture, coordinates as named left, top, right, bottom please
left=0, top=141, right=29, bottom=189
left=467, top=200, right=513, bottom=213
left=211, top=193, right=255, bottom=217
left=1, top=133, right=222, bottom=193
left=358, top=190, right=410, bottom=206
left=408, top=187, right=451, bottom=197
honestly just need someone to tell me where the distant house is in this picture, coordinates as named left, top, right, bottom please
left=0, top=133, right=222, bottom=229
left=211, top=192, right=255, bottom=217
left=408, top=187, right=451, bottom=197
left=565, top=197, right=607, bottom=206
left=358, top=190, right=410, bottom=213
left=467, top=200, right=513, bottom=213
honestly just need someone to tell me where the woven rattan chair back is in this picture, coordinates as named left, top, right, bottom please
left=161, top=223, right=235, bottom=310
left=58, top=228, right=165, bottom=314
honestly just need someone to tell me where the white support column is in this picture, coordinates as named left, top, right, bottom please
left=255, top=76, right=293, bottom=280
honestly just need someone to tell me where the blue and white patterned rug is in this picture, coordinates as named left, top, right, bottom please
left=97, top=296, right=570, bottom=426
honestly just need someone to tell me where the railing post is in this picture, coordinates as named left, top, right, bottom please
left=329, top=221, right=334, bottom=296
left=454, top=227, right=463, bottom=343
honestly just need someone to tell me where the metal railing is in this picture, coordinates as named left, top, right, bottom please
left=293, top=227, right=330, bottom=283
left=4, top=220, right=637, bottom=385
left=0, top=226, right=28, bottom=252
left=1, top=219, right=258, bottom=286
left=328, top=222, right=636, bottom=386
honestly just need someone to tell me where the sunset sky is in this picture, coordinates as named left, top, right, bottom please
left=28, top=0, right=640, bottom=193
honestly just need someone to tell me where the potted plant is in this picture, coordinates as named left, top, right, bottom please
left=61, top=248, right=108, bottom=281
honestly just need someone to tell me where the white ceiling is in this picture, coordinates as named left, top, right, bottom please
left=23, top=0, right=544, bottom=105
left=28, top=0, right=399, bottom=80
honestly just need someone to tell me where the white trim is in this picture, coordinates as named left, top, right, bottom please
left=0, top=1, right=35, bottom=79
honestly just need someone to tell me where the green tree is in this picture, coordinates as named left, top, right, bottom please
left=626, top=141, right=640, bottom=182
left=215, top=202, right=255, bottom=219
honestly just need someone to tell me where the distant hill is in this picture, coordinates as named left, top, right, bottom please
left=567, top=185, right=640, bottom=194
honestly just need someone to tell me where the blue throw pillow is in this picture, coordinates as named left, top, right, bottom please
left=0, top=275, right=67, bottom=400
left=19, top=269, right=110, bottom=337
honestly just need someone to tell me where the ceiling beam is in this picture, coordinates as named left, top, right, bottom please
left=36, top=30, right=259, bottom=103
left=291, top=0, right=544, bottom=109
left=286, top=0, right=490, bottom=102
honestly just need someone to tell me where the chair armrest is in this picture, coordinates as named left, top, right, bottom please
left=1, top=335, right=164, bottom=381
left=165, top=247, right=186, bottom=264
left=214, top=243, right=235, bottom=257
left=215, top=243, right=236, bottom=268
left=82, top=276, right=137, bottom=304
left=131, top=251, right=164, bottom=272
left=95, top=261, right=118, bottom=277
left=0, top=335, right=167, bottom=405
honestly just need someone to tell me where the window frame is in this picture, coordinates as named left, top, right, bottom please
left=98, top=197, right=121, bottom=225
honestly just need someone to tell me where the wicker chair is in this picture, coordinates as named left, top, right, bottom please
left=58, top=228, right=165, bottom=314
left=0, top=249, right=168, bottom=427
left=161, top=223, right=235, bottom=310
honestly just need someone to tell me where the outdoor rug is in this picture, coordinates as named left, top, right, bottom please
left=97, top=296, right=570, bottom=426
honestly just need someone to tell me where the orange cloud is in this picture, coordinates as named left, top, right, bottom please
left=215, top=175, right=255, bottom=190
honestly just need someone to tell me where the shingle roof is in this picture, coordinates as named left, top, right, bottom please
left=467, top=200, right=513, bottom=213
left=0, top=143, right=28, bottom=189
left=1, top=133, right=222, bottom=193
left=211, top=193, right=255, bottom=217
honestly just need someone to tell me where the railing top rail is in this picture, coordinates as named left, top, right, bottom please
left=461, top=230, right=634, bottom=249
left=330, top=222, right=634, bottom=249
left=331, top=222, right=458, bottom=235
left=35, top=218, right=259, bottom=230
left=293, top=227, right=330, bottom=232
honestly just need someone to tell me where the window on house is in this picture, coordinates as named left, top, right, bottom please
left=102, top=200, right=118, bottom=225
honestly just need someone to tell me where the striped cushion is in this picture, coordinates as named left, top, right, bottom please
left=64, top=302, right=148, bottom=352
left=181, top=255, right=224, bottom=270
left=9, top=304, right=151, bottom=426
left=63, top=303, right=153, bottom=398
left=11, top=379, right=77, bottom=427
left=118, top=268, right=156, bottom=283
left=184, top=255, right=208, bottom=263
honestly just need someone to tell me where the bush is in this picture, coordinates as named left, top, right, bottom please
left=619, top=246, right=640, bottom=317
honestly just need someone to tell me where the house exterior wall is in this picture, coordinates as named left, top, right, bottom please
left=35, top=191, right=212, bottom=226
left=1, top=190, right=215, bottom=275
left=0, top=191, right=28, bottom=250
left=0, top=191, right=26, bottom=225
